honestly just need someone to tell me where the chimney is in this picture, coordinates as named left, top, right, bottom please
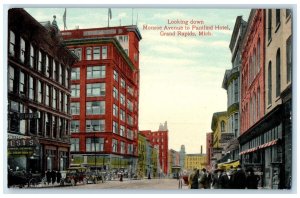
left=201, top=145, right=203, bottom=155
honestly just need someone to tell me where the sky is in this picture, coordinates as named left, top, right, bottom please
left=25, top=7, right=250, bottom=154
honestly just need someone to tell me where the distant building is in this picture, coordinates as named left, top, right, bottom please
left=184, top=154, right=207, bottom=171
left=210, top=111, right=230, bottom=168
left=179, top=145, right=186, bottom=170
left=61, top=25, right=142, bottom=174
left=168, top=149, right=180, bottom=178
left=206, top=132, right=213, bottom=170
left=8, top=9, right=77, bottom=173
left=140, top=122, right=169, bottom=175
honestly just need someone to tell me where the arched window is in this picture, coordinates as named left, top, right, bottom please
left=268, top=9, right=272, bottom=40
left=221, top=121, right=225, bottom=132
left=257, top=39, right=260, bottom=72
left=276, top=49, right=281, bottom=97
left=268, top=61, right=272, bottom=105
left=286, top=36, right=292, bottom=83
left=276, top=9, right=281, bottom=27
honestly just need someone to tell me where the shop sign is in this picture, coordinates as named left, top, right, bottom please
left=8, top=137, right=39, bottom=148
left=8, top=147, right=34, bottom=155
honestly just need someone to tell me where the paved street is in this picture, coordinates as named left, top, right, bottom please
left=65, top=178, right=189, bottom=190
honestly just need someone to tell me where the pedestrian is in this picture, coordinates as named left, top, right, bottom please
left=212, top=169, right=222, bottom=189
left=220, top=169, right=230, bottom=189
left=199, top=168, right=209, bottom=189
left=188, top=169, right=196, bottom=189
left=120, top=172, right=123, bottom=182
left=51, top=169, right=56, bottom=184
left=191, top=169, right=199, bottom=189
left=246, top=167, right=260, bottom=189
left=56, top=170, right=62, bottom=185
left=233, top=165, right=247, bottom=189
left=46, top=169, right=51, bottom=185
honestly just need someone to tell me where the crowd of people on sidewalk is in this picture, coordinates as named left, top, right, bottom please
left=44, top=169, right=62, bottom=185
left=182, top=165, right=260, bottom=189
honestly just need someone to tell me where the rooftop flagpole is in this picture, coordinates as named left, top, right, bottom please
left=63, top=8, right=67, bottom=30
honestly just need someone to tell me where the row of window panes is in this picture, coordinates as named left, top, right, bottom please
left=8, top=100, right=69, bottom=138
left=113, top=70, right=134, bottom=96
left=71, top=83, right=106, bottom=97
left=69, top=46, right=107, bottom=61
left=9, top=65, right=68, bottom=113
left=9, top=31, right=69, bottom=87
left=267, top=9, right=291, bottom=41
left=227, top=78, right=239, bottom=107
left=71, top=66, right=106, bottom=80
left=71, top=101, right=105, bottom=115
left=71, top=119, right=105, bottom=133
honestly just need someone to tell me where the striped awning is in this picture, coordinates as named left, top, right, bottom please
left=239, top=139, right=279, bottom=155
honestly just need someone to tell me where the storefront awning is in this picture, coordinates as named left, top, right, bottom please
left=239, top=139, right=279, bottom=155
left=217, top=160, right=240, bottom=170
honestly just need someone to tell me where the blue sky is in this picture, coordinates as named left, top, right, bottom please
left=25, top=8, right=250, bottom=154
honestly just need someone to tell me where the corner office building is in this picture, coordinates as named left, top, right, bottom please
left=61, top=25, right=141, bottom=174
left=7, top=9, right=77, bottom=173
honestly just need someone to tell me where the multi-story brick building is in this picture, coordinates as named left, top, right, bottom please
left=140, top=121, right=169, bottom=175
left=7, top=9, right=77, bottom=174
left=61, top=25, right=142, bottom=174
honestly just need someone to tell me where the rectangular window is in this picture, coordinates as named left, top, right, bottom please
left=9, top=31, right=15, bottom=56
left=112, top=139, right=118, bottom=152
left=45, top=55, right=50, bottom=77
left=127, top=144, right=133, bottom=154
left=65, top=68, right=69, bottom=88
left=127, top=129, right=133, bottom=140
left=127, top=86, right=134, bottom=96
left=86, top=101, right=105, bottom=115
left=102, top=46, right=107, bottom=59
left=59, top=92, right=63, bottom=111
left=52, top=60, right=57, bottom=81
left=71, top=120, right=80, bottom=133
left=87, top=66, right=106, bottom=79
left=127, top=100, right=133, bottom=112
left=52, top=116, right=57, bottom=138
left=86, top=83, right=105, bottom=97
left=64, top=94, right=68, bottom=113
left=52, top=88, right=57, bottom=109
left=268, top=9, right=272, bottom=41
left=71, top=67, right=80, bottom=80
left=86, top=120, right=105, bottom=132
left=71, top=84, right=80, bottom=97
left=93, top=47, right=100, bottom=60
left=86, top=138, right=104, bottom=152
left=45, top=85, right=50, bottom=106
left=113, top=104, right=118, bottom=118
left=29, top=76, right=35, bottom=100
left=234, top=79, right=239, bottom=103
left=127, top=115, right=133, bottom=126
left=120, top=125, right=125, bottom=137
left=45, top=113, right=51, bottom=137
left=113, top=121, right=118, bottom=134
left=70, top=138, right=80, bottom=151
left=86, top=47, right=92, bottom=60
left=20, top=37, right=25, bottom=63
left=121, top=78, right=126, bottom=88
left=120, top=141, right=125, bottom=154
left=38, top=51, right=42, bottom=72
left=120, top=94, right=125, bottom=106
left=29, top=44, right=35, bottom=67
left=113, top=70, right=118, bottom=82
left=19, top=71, right=25, bottom=96
left=9, top=66, right=14, bottom=92
left=113, top=87, right=118, bottom=100
left=38, top=80, right=43, bottom=103
left=75, top=48, right=82, bottom=60
left=71, top=102, right=80, bottom=115
left=120, top=109, right=125, bottom=121
left=276, top=9, right=281, bottom=27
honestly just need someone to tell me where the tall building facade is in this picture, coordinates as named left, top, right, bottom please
left=7, top=9, right=77, bottom=173
left=264, top=9, right=292, bottom=189
left=179, top=145, right=186, bottom=170
left=140, top=122, right=169, bottom=175
left=61, top=25, right=142, bottom=174
left=221, top=16, right=247, bottom=164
